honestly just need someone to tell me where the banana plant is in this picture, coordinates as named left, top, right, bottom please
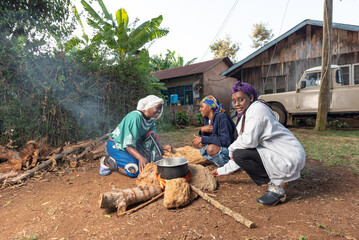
left=81, top=0, right=168, bottom=57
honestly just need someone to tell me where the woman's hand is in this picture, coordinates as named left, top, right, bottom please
left=211, top=169, right=219, bottom=177
left=138, top=157, right=148, bottom=172
left=162, top=144, right=172, bottom=152
left=201, top=124, right=213, bottom=134
left=192, top=135, right=203, bottom=149
left=126, top=146, right=148, bottom=172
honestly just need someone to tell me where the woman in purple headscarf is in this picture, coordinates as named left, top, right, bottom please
left=212, top=82, right=306, bottom=206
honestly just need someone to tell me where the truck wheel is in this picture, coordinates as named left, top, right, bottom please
left=271, top=105, right=286, bottom=125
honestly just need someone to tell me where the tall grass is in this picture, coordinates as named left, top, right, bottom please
left=291, top=128, right=359, bottom=173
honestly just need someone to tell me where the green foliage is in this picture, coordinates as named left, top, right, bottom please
left=78, top=0, right=169, bottom=59
left=0, top=0, right=167, bottom=147
left=250, top=22, right=274, bottom=49
left=175, top=111, right=190, bottom=126
left=194, top=113, right=204, bottom=125
left=150, top=50, right=197, bottom=71
left=209, top=35, right=240, bottom=62
left=327, top=120, right=350, bottom=128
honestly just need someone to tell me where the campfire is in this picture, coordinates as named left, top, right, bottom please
left=99, top=161, right=255, bottom=228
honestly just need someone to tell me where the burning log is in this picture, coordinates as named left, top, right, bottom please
left=99, top=185, right=163, bottom=216
left=190, top=184, right=255, bottom=228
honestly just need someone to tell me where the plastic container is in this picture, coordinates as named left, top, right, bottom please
left=170, top=94, right=178, bottom=104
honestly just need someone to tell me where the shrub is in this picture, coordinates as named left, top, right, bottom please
left=194, top=112, right=204, bottom=125
left=175, top=111, right=190, bottom=126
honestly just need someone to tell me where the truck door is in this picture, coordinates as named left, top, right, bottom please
left=296, top=72, right=321, bottom=113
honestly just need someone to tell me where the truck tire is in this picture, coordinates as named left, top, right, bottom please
left=271, top=104, right=286, bottom=125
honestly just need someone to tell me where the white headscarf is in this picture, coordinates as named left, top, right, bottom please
left=136, top=95, right=164, bottom=119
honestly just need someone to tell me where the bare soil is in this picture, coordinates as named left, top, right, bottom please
left=1, top=148, right=359, bottom=239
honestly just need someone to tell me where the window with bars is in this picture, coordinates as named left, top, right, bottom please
left=263, top=75, right=287, bottom=94
left=161, top=84, right=194, bottom=106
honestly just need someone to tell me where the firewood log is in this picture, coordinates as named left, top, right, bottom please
left=30, top=149, right=40, bottom=167
left=64, top=154, right=78, bottom=168
left=0, top=151, right=22, bottom=173
left=7, top=133, right=109, bottom=184
left=0, top=171, right=19, bottom=182
left=99, top=185, right=162, bottom=215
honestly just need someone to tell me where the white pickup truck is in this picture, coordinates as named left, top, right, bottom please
left=258, top=65, right=359, bottom=126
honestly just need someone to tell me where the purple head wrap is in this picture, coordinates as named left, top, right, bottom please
left=231, top=81, right=258, bottom=118
left=231, top=81, right=258, bottom=100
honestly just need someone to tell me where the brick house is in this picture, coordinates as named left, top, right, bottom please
left=153, top=57, right=237, bottom=117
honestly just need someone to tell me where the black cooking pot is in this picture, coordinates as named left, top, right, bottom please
left=155, top=157, right=189, bottom=179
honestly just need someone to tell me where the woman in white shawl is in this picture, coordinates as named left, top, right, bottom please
left=100, top=95, right=171, bottom=178
left=212, top=82, right=306, bottom=206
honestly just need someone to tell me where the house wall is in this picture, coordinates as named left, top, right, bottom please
left=161, top=75, right=202, bottom=118
left=161, top=61, right=236, bottom=117
left=202, top=61, right=237, bottom=112
left=240, top=25, right=359, bottom=95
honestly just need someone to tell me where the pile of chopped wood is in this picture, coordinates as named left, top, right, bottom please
left=0, top=134, right=108, bottom=184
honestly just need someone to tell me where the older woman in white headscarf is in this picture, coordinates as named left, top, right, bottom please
left=100, top=95, right=171, bottom=177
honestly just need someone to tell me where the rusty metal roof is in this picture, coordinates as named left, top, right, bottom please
left=222, top=19, right=359, bottom=77
left=153, top=57, right=233, bottom=80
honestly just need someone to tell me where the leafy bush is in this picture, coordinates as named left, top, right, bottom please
left=194, top=112, right=204, bottom=125
left=175, top=111, right=190, bottom=126
left=327, top=120, right=350, bottom=128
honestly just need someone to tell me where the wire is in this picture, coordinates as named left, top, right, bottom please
left=200, top=0, right=239, bottom=62
left=264, top=0, right=290, bottom=88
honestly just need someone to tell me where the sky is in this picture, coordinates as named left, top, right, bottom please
left=73, top=0, right=359, bottom=64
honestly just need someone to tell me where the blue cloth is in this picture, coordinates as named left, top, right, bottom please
left=201, top=145, right=230, bottom=167
left=199, top=112, right=236, bottom=148
left=106, top=140, right=140, bottom=178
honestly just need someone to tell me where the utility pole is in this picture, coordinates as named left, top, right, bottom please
left=315, top=0, right=333, bottom=131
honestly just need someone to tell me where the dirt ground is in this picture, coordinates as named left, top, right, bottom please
left=1, top=148, right=359, bottom=239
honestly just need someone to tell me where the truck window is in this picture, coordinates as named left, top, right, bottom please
left=303, top=72, right=321, bottom=87
left=336, top=69, right=343, bottom=85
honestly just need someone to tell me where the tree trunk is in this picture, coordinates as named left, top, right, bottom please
left=315, top=0, right=333, bottom=131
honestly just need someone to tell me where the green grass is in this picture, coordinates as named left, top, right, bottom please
left=159, top=126, right=359, bottom=174
left=291, top=128, right=359, bottom=173
left=159, top=126, right=199, bottom=148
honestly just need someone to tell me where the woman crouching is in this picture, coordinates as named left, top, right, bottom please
left=212, top=82, right=306, bottom=206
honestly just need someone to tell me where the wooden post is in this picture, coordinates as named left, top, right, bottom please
left=315, top=0, right=333, bottom=131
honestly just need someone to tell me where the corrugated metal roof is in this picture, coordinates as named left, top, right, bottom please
left=153, top=57, right=233, bottom=80
left=221, top=19, right=359, bottom=77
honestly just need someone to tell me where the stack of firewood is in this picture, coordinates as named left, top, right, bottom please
left=0, top=135, right=108, bottom=184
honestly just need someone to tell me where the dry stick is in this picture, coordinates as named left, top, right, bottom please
left=0, top=171, right=19, bottom=182
left=118, top=191, right=165, bottom=216
left=8, top=133, right=109, bottom=184
left=190, top=184, right=255, bottom=228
